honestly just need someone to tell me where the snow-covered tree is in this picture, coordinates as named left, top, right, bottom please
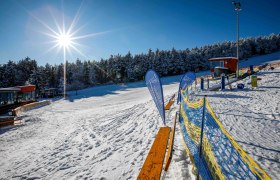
left=1, top=33, right=280, bottom=91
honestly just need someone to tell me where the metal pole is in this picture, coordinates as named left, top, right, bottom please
left=200, top=78, right=204, bottom=90
left=177, top=87, right=182, bottom=104
left=197, top=95, right=207, bottom=179
left=221, top=75, right=225, bottom=90
left=233, top=1, right=241, bottom=78
left=199, top=95, right=206, bottom=157
left=236, top=11, right=239, bottom=78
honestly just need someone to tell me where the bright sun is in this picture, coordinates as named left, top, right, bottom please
left=57, top=33, right=72, bottom=48
left=33, top=4, right=110, bottom=98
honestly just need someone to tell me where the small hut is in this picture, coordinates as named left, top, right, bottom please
left=208, top=57, right=238, bottom=77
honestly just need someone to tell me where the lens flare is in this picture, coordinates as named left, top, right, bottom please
left=26, top=2, right=115, bottom=98
left=57, top=33, right=72, bottom=48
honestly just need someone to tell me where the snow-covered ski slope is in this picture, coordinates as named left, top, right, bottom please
left=0, top=51, right=280, bottom=179
left=0, top=79, right=189, bottom=179
left=206, top=67, right=280, bottom=179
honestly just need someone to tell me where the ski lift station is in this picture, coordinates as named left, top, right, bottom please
left=208, top=57, right=238, bottom=77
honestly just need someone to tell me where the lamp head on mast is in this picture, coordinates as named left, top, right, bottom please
left=232, top=1, right=242, bottom=12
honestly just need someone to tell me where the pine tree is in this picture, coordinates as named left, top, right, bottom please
left=1, top=33, right=280, bottom=90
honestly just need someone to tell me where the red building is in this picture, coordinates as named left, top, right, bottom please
left=0, top=85, right=36, bottom=115
left=209, top=57, right=238, bottom=77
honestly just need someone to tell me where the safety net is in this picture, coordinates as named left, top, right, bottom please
left=179, top=89, right=270, bottom=179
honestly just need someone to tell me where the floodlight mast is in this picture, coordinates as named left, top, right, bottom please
left=232, top=1, right=241, bottom=78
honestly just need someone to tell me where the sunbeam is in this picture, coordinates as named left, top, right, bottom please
left=23, top=0, right=117, bottom=97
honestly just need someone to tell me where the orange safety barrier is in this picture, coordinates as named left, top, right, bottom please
left=138, top=127, right=171, bottom=180
left=164, top=94, right=175, bottom=110
left=164, top=112, right=178, bottom=171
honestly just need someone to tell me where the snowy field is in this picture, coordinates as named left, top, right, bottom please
left=206, top=66, right=280, bottom=179
left=0, top=52, right=280, bottom=179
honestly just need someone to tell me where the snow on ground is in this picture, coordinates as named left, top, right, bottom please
left=0, top=52, right=279, bottom=179
left=0, top=77, right=193, bottom=179
left=239, top=50, right=280, bottom=68
left=205, top=66, right=280, bottom=179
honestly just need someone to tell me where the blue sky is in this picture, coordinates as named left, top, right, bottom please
left=0, top=0, right=279, bottom=65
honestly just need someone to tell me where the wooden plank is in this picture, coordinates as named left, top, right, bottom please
left=138, top=127, right=171, bottom=180
left=164, top=94, right=175, bottom=110
left=164, top=100, right=174, bottom=110
left=164, top=112, right=178, bottom=171
left=14, top=100, right=51, bottom=116
left=0, top=116, right=15, bottom=127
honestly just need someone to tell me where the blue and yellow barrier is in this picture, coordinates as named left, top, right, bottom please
left=179, top=89, right=270, bottom=179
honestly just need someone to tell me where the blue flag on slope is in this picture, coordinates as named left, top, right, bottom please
left=145, top=70, right=165, bottom=125
left=177, top=72, right=196, bottom=104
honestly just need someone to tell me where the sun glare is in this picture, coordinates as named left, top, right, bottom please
left=29, top=4, right=111, bottom=98
left=57, top=33, right=72, bottom=48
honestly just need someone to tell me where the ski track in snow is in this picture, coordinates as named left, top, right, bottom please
left=0, top=81, right=195, bottom=179
left=0, top=102, right=154, bottom=179
left=207, top=67, right=280, bottom=179
left=1, top=53, right=280, bottom=179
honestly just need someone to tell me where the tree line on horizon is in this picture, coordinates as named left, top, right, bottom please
left=0, top=33, right=280, bottom=94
